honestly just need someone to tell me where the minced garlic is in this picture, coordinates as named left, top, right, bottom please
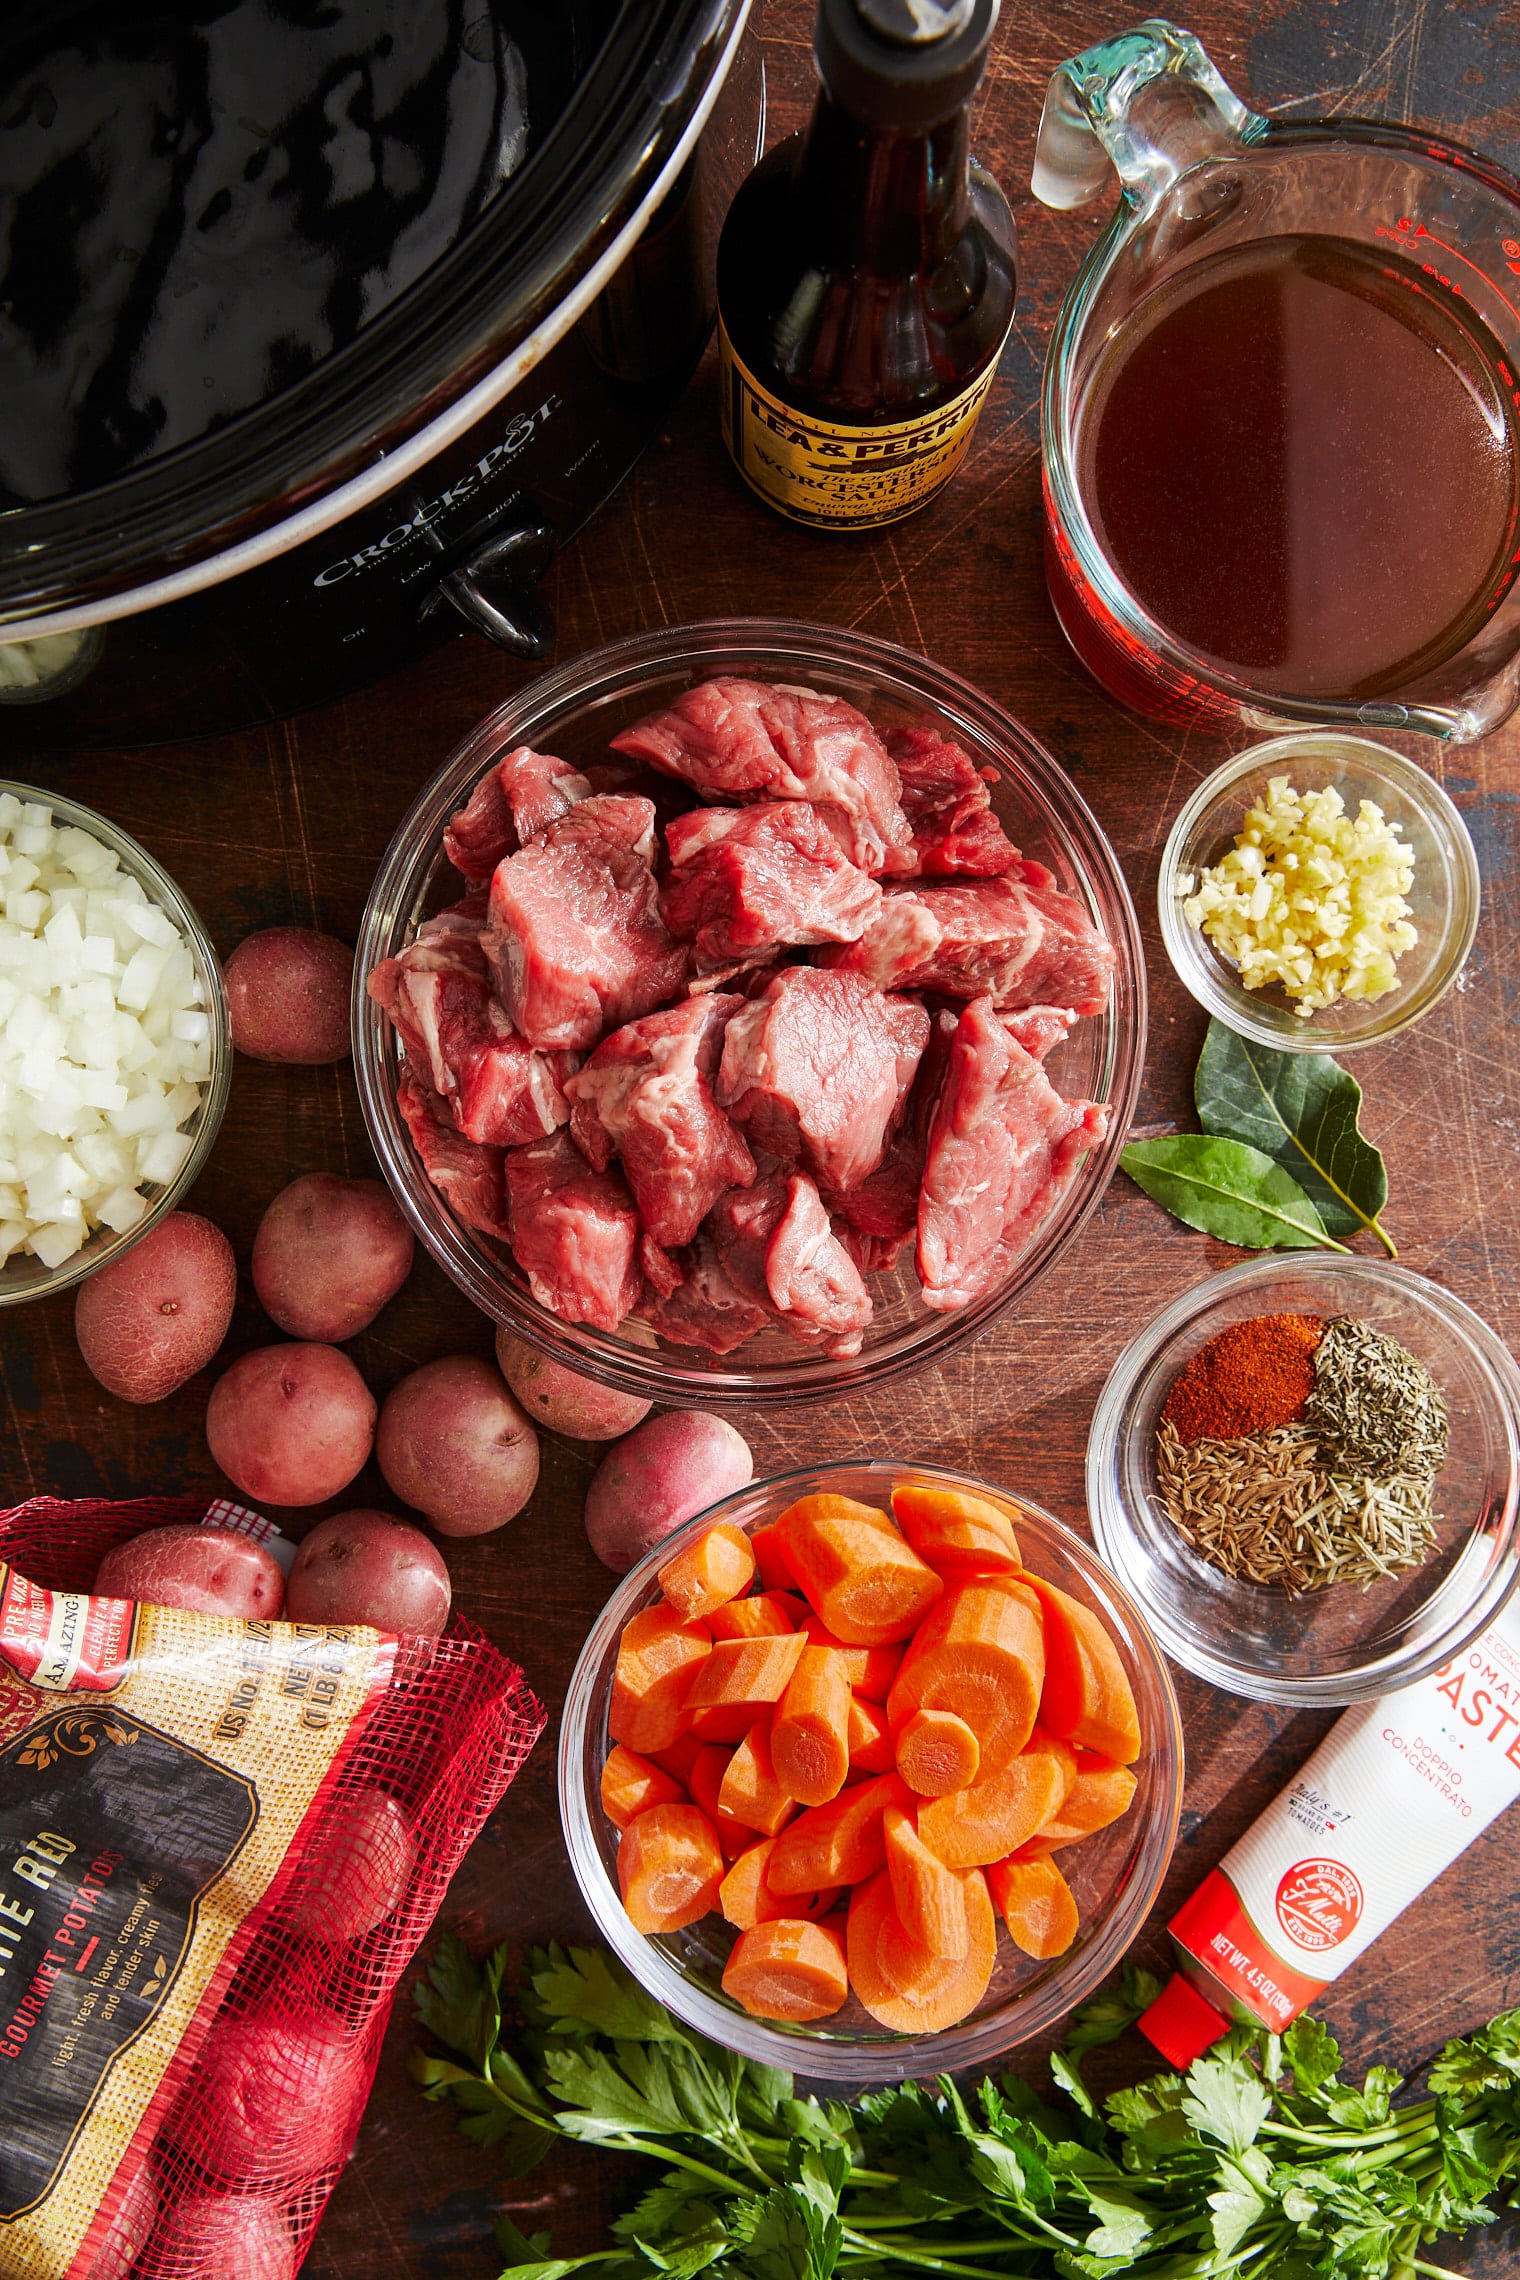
left=1181, top=777, right=1417, bottom=1018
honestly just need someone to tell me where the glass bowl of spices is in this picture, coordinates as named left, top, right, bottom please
left=1158, top=735, right=1480, bottom=1053
left=1087, top=1256, right=1520, bottom=1704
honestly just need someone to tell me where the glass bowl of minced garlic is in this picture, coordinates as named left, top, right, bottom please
left=1158, top=733, right=1480, bottom=1050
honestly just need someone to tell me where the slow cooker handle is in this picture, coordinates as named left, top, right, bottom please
left=434, top=522, right=556, bottom=657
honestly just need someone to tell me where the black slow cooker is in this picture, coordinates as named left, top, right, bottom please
left=0, top=0, right=761, bottom=746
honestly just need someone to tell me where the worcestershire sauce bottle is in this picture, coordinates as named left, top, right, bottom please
left=716, top=0, right=1014, bottom=531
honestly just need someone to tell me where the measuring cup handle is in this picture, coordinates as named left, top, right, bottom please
left=1031, top=18, right=1266, bottom=212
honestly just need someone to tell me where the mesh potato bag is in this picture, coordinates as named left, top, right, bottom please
left=0, top=1495, right=546, bottom=2280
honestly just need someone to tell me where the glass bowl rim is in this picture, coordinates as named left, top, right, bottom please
left=1086, top=1252, right=1520, bottom=1705
left=1155, top=733, right=1481, bottom=1054
left=557, top=1454, right=1184, bottom=2082
left=352, top=615, right=1147, bottom=1406
left=0, top=779, right=230, bottom=1308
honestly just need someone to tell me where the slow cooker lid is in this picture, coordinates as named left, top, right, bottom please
left=0, top=0, right=741, bottom=623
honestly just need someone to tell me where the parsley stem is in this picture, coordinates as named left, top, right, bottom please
left=838, top=2228, right=1041, bottom=2277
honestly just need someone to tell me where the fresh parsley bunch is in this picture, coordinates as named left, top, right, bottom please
left=412, top=1938, right=1520, bottom=2280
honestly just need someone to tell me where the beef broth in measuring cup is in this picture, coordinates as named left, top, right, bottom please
left=1034, top=21, right=1520, bottom=743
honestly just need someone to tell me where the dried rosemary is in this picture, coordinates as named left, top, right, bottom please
left=1151, top=1313, right=1447, bottom=1594
left=1153, top=1419, right=1441, bottom=1594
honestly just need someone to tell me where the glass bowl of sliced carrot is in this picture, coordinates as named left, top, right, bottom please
left=559, top=1459, right=1183, bottom=2080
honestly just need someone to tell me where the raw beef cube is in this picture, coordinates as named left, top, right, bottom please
left=832, top=1006, right=958, bottom=1266
left=395, top=1066, right=510, bottom=1242
left=634, top=1229, right=770, bottom=1354
left=484, top=795, right=689, bottom=1050
left=565, top=994, right=756, bottom=1248
left=821, top=875, right=1116, bottom=1016
left=766, top=1174, right=873, bottom=1356
left=661, top=802, right=881, bottom=972
left=503, top=1130, right=643, bottom=1331
left=443, top=748, right=594, bottom=879
left=1001, top=1005, right=1075, bottom=1061
left=640, top=1233, right=685, bottom=1299
left=368, top=901, right=577, bottom=1147
left=711, top=1175, right=871, bottom=1357
left=367, top=899, right=489, bottom=1093
left=716, top=967, right=930, bottom=1196
left=885, top=723, right=1023, bottom=877
left=917, top=998, right=1108, bottom=1313
left=611, top=677, right=914, bottom=876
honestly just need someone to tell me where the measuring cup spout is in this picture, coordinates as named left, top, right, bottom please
left=1032, top=19, right=1266, bottom=212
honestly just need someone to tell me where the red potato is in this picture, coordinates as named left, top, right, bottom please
left=495, top=1328, right=652, bottom=1441
left=285, top=1509, right=451, bottom=1636
left=82, top=2157, right=157, bottom=2280
left=225, top=926, right=354, bottom=1065
left=206, top=1343, right=376, bottom=1507
left=161, top=2004, right=368, bottom=2185
left=143, top=2193, right=297, bottom=2280
left=377, top=1355, right=539, bottom=1535
left=584, top=1412, right=754, bottom=1573
left=286, top=1787, right=417, bottom=1941
left=74, top=1211, right=236, bottom=1404
left=252, top=1174, right=414, bottom=1341
left=96, top=1526, right=284, bottom=1621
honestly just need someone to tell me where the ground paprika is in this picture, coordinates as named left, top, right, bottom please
left=1160, top=1312, right=1323, bottom=1444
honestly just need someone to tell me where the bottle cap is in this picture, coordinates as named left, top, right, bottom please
left=1138, top=1974, right=1231, bottom=2070
left=816, top=0, right=998, bottom=129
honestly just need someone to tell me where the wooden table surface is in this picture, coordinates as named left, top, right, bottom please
left=6, top=0, right=1520, bottom=2271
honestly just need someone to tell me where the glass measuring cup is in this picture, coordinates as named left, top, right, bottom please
left=1033, top=19, right=1520, bottom=744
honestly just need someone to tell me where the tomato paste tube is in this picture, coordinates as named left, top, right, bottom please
left=1140, top=1589, right=1520, bottom=2068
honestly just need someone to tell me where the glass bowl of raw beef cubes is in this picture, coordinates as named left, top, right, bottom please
left=355, top=620, right=1145, bottom=1403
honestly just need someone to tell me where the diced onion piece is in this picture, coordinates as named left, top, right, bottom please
left=0, top=803, right=209, bottom=1268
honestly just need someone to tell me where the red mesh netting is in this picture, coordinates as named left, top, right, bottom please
left=0, top=1497, right=546, bottom=2280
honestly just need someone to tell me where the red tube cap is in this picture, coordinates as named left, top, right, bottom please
left=1139, top=1974, right=1230, bottom=2069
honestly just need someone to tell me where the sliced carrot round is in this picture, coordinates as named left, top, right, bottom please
left=719, top=1723, right=797, bottom=1837
left=890, top=1483, right=1022, bottom=1576
left=846, top=1695, right=895, bottom=1775
left=600, top=1744, right=687, bottom=1831
left=895, top=1706, right=980, bottom=1796
left=708, top=1591, right=807, bottom=1641
left=617, top=1803, right=724, bottom=1934
left=987, top=1853, right=1079, bottom=1958
left=846, top=1865, right=996, bottom=2033
left=1023, top=1576, right=1142, bottom=1764
left=659, top=1522, right=757, bottom=1623
left=797, top=1612, right=903, bottom=1702
left=718, top=1837, right=842, bottom=1931
left=883, top=1806, right=968, bottom=1958
left=776, top=1493, right=943, bottom=1646
left=767, top=1771, right=912, bottom=1895
left=916, top=1727, right=1076, bottom=1870
left=608, top=1604, right=712, bottom=1756
left=722, top=1917, right=849, bottom=2022
left=771, top=1645, right=851, bottom=1807
left=887, top=1578, right=1044, bottom=1773
left=688, top=1744, right=761, bottom=1860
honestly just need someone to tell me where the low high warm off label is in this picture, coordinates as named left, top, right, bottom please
left=719, top=325, right=1005, bottom=529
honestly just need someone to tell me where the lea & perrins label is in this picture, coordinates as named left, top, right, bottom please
left=719, top=321, right=1007, bottom=532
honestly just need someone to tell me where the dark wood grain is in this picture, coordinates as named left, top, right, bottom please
left=5, top=2, right=1520, bottom=2272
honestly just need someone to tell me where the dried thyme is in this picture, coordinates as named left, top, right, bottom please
left=1302, top=1311, right=1449, bottom=1480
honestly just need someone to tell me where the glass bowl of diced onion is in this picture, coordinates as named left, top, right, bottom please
left=0, top=784, right=229, bottom=1306
left=1157, top=734, right=1480, bottom=1052
left=559, top=1459, right=1183, bottom=2079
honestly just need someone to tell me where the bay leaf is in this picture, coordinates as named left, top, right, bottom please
left=1193, top=1019, right=1394, bottom=1256
left=1120, top=1136, right=1348, bottom=1252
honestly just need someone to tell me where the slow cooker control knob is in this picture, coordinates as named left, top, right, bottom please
left=432, top=522, right=556, bottom=658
